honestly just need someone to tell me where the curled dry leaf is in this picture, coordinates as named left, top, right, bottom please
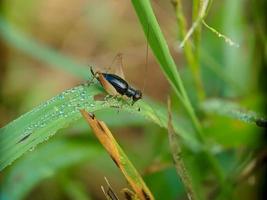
left=101, top=177, right=120, bottom=200
left=80, top=109, right=154, bottom=200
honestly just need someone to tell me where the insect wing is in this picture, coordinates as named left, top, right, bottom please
left=98, top=73, right=118, bottom=96
left=108, top=53, right=125, bottom=79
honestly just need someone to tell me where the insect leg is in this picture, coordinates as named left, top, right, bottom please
left=104, top=94, right=112, bottom=101
left=117, top=96, right=125, bottom=113
left=87, top=66, right=98, bottom=85
left=90, top=66, right=95, bottom=77
left=129, top=99, right=141, bottom=111
left=102, top=94, right=119, bottom=107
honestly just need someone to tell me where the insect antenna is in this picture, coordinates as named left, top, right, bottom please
left=105, top=54, right=118, bottom=73
left=142, top=21, right=150, bottom=95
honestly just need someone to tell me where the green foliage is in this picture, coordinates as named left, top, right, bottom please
left=201, top=99, right=266, bottom=126
left=0, top=0, right=265, bottom=199
left=131, top=0, right=202, bottom=142
left=0, top=84, right=99, bottom=170
left=0, top=82, right=200, bottom=171
left=1, top=138, right=102, bottom=200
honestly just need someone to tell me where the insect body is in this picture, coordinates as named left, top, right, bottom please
left=90, top=68, right=142, bottom=104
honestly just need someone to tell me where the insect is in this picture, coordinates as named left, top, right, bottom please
left=90, top=23, right=149, bottom=106
left=90, top=55, right=142, bottom=105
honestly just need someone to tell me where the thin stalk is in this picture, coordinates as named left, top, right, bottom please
left=171, top=0, right=225, bottom=184
left=131, top=0, right=225, bottom=186
left=192, top=0, right=202, bottom=51
left=168, top=98, right=199, bottom=200
left=172, top=0, right=205, bottom=101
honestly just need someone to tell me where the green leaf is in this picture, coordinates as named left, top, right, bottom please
left=0, top=84, right=200, bottom=171
left=203, top=116, right=261, bottom=147
left=0, top=138, right=102, bottom=200
left=201, top=99, right=267, bottom=127
left=0, top=83, right=97, bottom=170
left=130, top=2, right=226, bottom=184
left=131, top=0, right=202, bottom=140
left=222, top=0, right=249, bottom=97
left=168, top=112, right=199, bottom=200
left=131, top=0, right=185, bottom=99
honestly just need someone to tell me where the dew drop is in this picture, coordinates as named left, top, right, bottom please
left=120, top=157, right=127, bottom=165
left=59, top=94, right=65, bottom=100
left=71, top=89, right=76, bottom=93
left=40, top=122, right=45, bottom=128
left=29, top=146, right=35, bottom=152
left=81, top=91, right=86, bottom=96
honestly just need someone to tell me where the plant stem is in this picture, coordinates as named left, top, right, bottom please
left=171, top=1, right=225, bottom=184
left=168, top=98, right=199, bottom=200
left=131, top=0, right=225, bottom=187
left=172, top=0, right=205, bottom=101
left=192, top=0, right=202, bottom=54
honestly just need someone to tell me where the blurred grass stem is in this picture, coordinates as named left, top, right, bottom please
left=131, top=0, right=225, bottom=187
left=172, top=0, right=205, bottom=101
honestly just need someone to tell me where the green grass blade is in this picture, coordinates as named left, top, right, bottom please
left=131, top=0, right=202, bottom=135
left=201, top=99, right=267, bottom=127
left=0, top=83, right=100, bottom=170
left=179, top=0, right=210, bottom=48
left=168, top=100, right=199, bottom=200
left=131, top=0, right=183, bottom=97
left=0, top=84, right=200, bottom=171
left=172, top=0, right=205, bottom=101
left=0, top=138, right=102, bottom=200
left=130, top=1, right=226, bottom=183
left=0, top=17, right=89, bottom=79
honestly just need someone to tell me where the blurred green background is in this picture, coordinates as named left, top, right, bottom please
left=0, top=0, right=266, bottom=199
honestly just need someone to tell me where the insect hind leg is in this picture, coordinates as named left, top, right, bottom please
left=87, top=66, right=98, bottom=85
